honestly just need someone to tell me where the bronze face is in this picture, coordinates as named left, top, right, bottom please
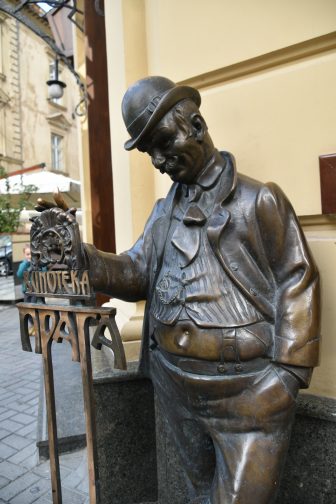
left=141, top=101, right=208, bottom=185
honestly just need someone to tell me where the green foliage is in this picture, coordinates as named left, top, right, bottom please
left=0, top=166, right=38, bottom=233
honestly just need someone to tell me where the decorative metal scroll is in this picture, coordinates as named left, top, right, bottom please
left=17, top=207, right=126, bottom=504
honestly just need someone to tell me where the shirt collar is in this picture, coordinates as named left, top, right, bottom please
left=183, top=150, right=225, bottom=199
left=196, top=150, right=225, bottom=189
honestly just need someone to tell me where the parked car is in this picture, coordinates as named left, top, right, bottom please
left=0, top=235, right=13, bottom=276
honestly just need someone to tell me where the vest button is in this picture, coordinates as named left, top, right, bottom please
left=250, top=288, right=257, bottom=296
left=235, top=364, right=243, bottom=372
left=230, top=263, right=239, bottom=271
left=217, top=364, right=227, bottom=374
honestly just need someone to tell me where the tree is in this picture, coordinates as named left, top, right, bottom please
left=0, top=166, right=38, bottom=233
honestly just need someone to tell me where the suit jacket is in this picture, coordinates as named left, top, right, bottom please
left=85, top=152, right=320, bottom=376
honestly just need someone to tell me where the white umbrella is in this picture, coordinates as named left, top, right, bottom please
left=0, top=170, right=81, bottom=208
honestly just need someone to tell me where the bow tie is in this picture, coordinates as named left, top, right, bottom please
left=183, top=204, right=207, bottom=226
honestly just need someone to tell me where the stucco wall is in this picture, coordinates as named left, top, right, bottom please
left=104, top=0, right=336, bottom=397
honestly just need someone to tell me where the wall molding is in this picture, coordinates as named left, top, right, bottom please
left=178, top=32, right=336, bottom=90
left=299, top=214, right=336, bottom=227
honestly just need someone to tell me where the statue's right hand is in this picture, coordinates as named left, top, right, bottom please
left=35, top=190, right=75, bottom=214
left=31, top=191, right=86, bottom=271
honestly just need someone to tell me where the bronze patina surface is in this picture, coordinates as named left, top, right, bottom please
left=35, top=76, right=320, bottom=504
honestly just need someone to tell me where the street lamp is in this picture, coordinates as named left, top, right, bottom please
left=46, top=58, right=66, bottom=100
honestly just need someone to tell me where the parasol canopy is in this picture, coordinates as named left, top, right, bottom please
left=0, top=170, right=81, bottom=208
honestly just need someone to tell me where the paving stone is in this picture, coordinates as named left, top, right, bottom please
left=0, top=471, right=39, bottom=502
left=7, top=443, right=36, bottom=465
left=2, top=434, right=32, bottom=450
left=0, top=460, right=27, bottom=481
left=0, top=420, right=24, bottom=434
left=10, top=413, right=35, bottom=426
left=0, top=429, right=11, bottom=441
left=25, top=382, right=40, bottom=391
left=15, top=423, right=36, bottom=439
left=27, top=398, right=39, bottom=406
left=1, top=402, right=28, bottom=414
left=0, top=443, right=17, bottom=460
left=23, top=406, right=38, bottom=416
left=31, top=496, right=50, bottom=504
left=0, top=410, right=16, bottom=422
left=0, top=476, right=10, bottom=489
left=9, top=477, right=50, bottom=504
left=75, top=475, right=89, bottom=495
left=43, top=486, right=87, bottom=504
left=62, top=465, right=86, bottom=491
left=32, top=461, right=71, bottom=481
left=0, top=395, right=17, bottom=407
left=0, top=391, right=14, bottom=401
left=20, top=452, right=39, bottom=471
left=58, top=451, right=85, bottom=471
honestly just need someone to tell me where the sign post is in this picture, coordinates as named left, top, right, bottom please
left=17, top=206, right=126, bottom=504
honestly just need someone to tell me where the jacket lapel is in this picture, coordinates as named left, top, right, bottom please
left=207, top=151, right=237, bottom=251
left=151, top=183, right=179, bottom=264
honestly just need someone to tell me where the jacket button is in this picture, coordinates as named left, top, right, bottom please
left=250, top=288, right=257, bottom=296
left=230, top=263, right=239, bottom=271
left=217, top=364, right=227, bottom=374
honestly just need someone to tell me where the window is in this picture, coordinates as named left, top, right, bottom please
left=51, top=133, right=63, bottom=171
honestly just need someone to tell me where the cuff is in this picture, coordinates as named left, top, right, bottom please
left=278, top=364, right=313, bottom=389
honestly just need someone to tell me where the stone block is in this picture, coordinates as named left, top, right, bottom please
left=92, top=350, right=157, bottom=504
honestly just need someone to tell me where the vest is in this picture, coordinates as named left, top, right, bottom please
left=150, top=182, right=262, bottom=328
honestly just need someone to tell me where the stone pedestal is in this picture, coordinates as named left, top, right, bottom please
left=155, top=392, right=336, bottom=504
left=92, top=342, right=335, bottom=504
left=92, top=349, right=157, bottom=504
left=276, top=394, right=336, bottom=504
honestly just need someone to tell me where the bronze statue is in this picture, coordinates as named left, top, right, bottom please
left=38, top=76, right=320, bottom=504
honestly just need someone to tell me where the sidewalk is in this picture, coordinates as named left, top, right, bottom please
left=0, top=305, right=89, bottom=504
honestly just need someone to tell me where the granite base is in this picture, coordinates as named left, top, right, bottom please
left=92, top=349, right=157, bottom=504
left=92, top=348, right=335, bottom=504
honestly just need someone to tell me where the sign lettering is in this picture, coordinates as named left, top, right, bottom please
left=24, top=270, right=92, bottom=298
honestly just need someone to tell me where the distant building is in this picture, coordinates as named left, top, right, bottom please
left=0, top=8, right=80, bottom=181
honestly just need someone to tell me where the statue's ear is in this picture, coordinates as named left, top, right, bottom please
left=191, top=113, right=207, bottom=142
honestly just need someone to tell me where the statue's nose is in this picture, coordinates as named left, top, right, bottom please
left=152, top=152, right=166, bottom=169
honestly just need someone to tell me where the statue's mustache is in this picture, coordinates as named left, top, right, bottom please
left=160, top=156, right=179, bottom=174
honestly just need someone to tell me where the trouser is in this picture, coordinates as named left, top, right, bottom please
left=150, top=348, right=297, bottom=504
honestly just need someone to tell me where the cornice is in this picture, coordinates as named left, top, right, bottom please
left=299, top=214, right=336, bottom=227
left=0, top=11, right=9, bottom=23
left=178, top=32, right=336, bottom=90
left=46, top=112, right=72, bottom=131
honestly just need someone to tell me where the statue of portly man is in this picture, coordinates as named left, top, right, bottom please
left=39, top=76, right=320, bottom=504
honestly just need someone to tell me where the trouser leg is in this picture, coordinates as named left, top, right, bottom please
left=209, top=424, right=294, bottom=504
left=197, top=364, right=297, bottom=504
left=151, top=350, right=216, bottom=501
left=151, top=351, right=297, bottom=504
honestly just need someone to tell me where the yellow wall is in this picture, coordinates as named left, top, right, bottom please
left=104, top=0, right=336, bottom=395
left=145, top=0, right=336, bottom=82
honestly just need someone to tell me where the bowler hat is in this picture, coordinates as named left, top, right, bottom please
left=122, top=76, right=201, bottom=151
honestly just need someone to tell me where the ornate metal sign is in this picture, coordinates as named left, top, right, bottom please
left=17, top=204, right=126, bottom=504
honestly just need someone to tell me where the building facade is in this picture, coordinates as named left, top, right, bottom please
left=0, top=9, right=80, bottom=180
